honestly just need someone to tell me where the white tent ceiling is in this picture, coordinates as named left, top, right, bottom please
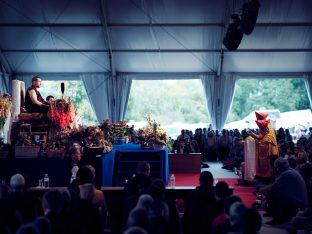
left=0, top=0, right=311, bottom=74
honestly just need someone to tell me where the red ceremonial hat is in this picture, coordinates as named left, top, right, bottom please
left=255, top=119, right=270, bottom=128
left=255, top=112, right=268, bottom=120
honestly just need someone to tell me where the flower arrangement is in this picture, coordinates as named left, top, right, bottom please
left=47, top=98, right=76, bottom=131
left=45, top=126, right=113, bottom=153
left=44, top=129, right=72, bottom=154
left=137, top=115, right=169, bottom=149
left=101, top=119, right=130, bottom=143
left=81, top=126, right=112, bottom=152
left=0, top=94, right=12, bottom=130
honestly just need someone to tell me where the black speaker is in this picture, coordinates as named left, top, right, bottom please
left=240, top=0, right=260, bottom=35
left=223, top=14, right=244, bottom=51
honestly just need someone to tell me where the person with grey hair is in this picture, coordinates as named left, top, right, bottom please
left=258, top=157, right=309, bottom=224
left=8, top=173, right=38, bottom=224
left=10, top=173, right=25, bottom=192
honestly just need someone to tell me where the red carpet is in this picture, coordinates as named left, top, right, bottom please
left=174, top=173, right=256, bottom=207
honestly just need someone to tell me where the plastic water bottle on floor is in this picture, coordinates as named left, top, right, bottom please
left=170, top=174, right=175, bottom=188
left=44, top=174, right=49, bottom=188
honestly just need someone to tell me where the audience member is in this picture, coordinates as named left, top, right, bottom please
left=182, top=171, right=216, bottom=234
left=259, top=157, right=308, bottom=224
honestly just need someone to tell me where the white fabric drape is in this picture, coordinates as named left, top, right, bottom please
left=201, top=74, right=217, bottom=129
left=304, top=74, right=312, bottom=109
left=114, top=73, right=132, bottom=122
left=81, top=73, right=113, bottom=123
left=0, top=73, right=10, bottom=94
left=201, top=73, right=238, bottom=130
left=217, top=73, right=238, bottom=130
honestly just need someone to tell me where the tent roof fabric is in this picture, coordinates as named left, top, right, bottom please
left=0, top=0, right=311, bottom=74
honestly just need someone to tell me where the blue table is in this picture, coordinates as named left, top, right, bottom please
left=102, top=143, right=169, bottom=186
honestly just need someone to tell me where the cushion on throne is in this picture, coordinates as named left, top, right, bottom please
left=18, top=107, right=44, bottom=123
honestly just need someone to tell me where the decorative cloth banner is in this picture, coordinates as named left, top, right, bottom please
left=244, top=138, right=256, bottom=181
left=12, top=80, right=24, bottom=121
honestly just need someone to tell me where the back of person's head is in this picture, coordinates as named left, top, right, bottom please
left=229, top=201, right=247, bottom=227
left=240, top=208, right=262, bottom=234
left=215, top=181, right=230, bottom=199
left=10, top=173, right=25, bottom=192
left=59, top=188, right=71, bottom=211
left=199, top=171, right=214, bottom=186
left=296, top=150, right=308, bottom=165
left=16, top=223, right=40, bottom=234
left=288, top=156, right=297, bottom=169
left=275, top=157, right=290, bottom=173
left=85, top=165, right=96, bottom=179
left=127, top=208, right=148, bottom=229
left=146, top=184, right=164, bottom=200
left=79, top=183, right=95, bottom=201
left=148, top=200, right=169, bottom=222
left=136, top=161, right=150, bottom=176
left=0, top=184, right=12, bottom=200
left=42, top=190, right=63, bottom=215
left=76, top=165, right=94, bottom=185
left=136, top=194, right=154, bottom=211
left=224, top=195, right=243, bottom=215
left=34, top=216, right=52, bottom=234
left=123, top=226, right=148, bottom=234
left=152, top=179, right=165, bottom=191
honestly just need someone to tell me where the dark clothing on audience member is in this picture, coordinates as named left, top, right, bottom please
left=123, top=174, right=153, bottom=199
left=123, top=174, right=153, bottom=225
left=7, top=191, right=38, bottom=224
left=266, top=168, right=308, bottom=222
left=72, top=199, right=103, bottom=234
left=25, top=86, right=49, bottom=114
left=183, top=184, right=216, bottom=234
left=0, top=199, right=21, bottom=233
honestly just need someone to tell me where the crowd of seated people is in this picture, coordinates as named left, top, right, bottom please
left=122, top=168, right=262, bottom=234
left=0, top=165, right=107, bottom=234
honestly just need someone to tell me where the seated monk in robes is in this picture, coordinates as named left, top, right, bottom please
left=24, top=75, right=50, bottom=114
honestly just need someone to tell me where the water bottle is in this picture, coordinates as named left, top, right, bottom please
left=170, top=174, right=175, bottom=188
left=44, top=174, right=49, bottom=188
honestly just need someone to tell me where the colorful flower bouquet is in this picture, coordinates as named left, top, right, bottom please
left=0, top=94, right=12, bottom=130
left=81, top=126, right=112, bottom=153
left=101, top=119, right=130, bottom=144
left=45, top=126, right=113, bottom=154
left=47, top=98, right=76, bottom=131
left=137, top=116, right=169, bottom=150
left=44, top=129, right=72, bottom=157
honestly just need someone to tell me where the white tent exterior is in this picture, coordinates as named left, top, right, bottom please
left=0, top=0, right=312, bottom=129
